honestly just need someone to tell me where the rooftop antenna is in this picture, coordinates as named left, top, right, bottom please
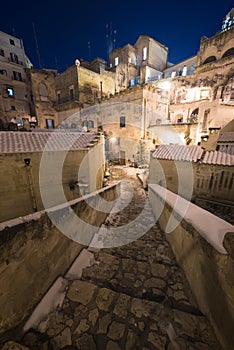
left=54, top=56, right=59, bottom=71
left=12, top=28, right=15, bottom=36
left=106, top=23, right=109, bottom=59
left=106, top=22, right=115, bottom=58
left=32, top=22, right=42, bottom=69
left=88, top=41, right=91, bottom=61
left=113, top=29, right=117, bottom=49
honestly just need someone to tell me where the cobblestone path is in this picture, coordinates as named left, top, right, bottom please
left=1, top=167, right=221, bottom=350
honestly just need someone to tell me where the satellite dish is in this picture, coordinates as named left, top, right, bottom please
left=75, top=59, right=80, bottom=66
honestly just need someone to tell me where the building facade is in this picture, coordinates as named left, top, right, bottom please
left=0, top=31, right=33, bottom=128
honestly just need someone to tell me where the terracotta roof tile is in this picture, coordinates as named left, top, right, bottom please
left=152, top=144, right=203, bottom=162
left=0, top=131, right=97, bottom=153
left=218, top=132, right=234, bottom=143
left=202, top=149, right=234, bottom=166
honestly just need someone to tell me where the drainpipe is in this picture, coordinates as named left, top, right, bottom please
left=143, top=98, right=147, bottom=139
left=24, top=158, right=37, bottom=212
left=100, top=81, right=103, bottom=100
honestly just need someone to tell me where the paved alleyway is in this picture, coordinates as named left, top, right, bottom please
left=1, top=166, right=221, bottom=350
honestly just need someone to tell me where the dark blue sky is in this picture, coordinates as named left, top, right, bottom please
left=1, top=1, right=233, bottom=72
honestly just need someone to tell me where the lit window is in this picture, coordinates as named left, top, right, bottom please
left=171, top=71, right=176, bottom=78
left=115, top=57, right=119, bottom=66
left=143, top=47, right=147, bottom=60
left=182, top=65, right=187, bottom=76
left=120, top=116, right=125, bottom=128
left=110, top=63, right=112, bottom=68
left=46, top=119, right=54, bottom=129
left=7, top=87, right=14, bottom=97
left=130, top=79, right=135, bottom=87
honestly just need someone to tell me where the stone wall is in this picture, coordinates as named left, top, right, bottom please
left=196, top=27, right=234, bottom=67
left=0, top=182, right=120, bottom=338
left=148, top=153, right=234, bottom=205
left=78, top=66, right=115, bottom=106
left=148, top=184, right=234, bottom=350
left=0, top=138, right=105, bottom=222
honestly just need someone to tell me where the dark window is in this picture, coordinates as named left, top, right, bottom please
left=11, top=105, right=16, bottom=110
left=0, top=49, right=4, bottom=56
left=57, top=93, right=61, bottom=104
left=70, top=89, right=74, bottom=100
left=120, top=116, right=125, bottom=128
left=202, top=56, right=216, bottom=65
left=9, top=39, right=15, bottom=45
left=10, top=52, right=19, bottom=64
left=7, top=87, right=14, bottom=97
left=13, top=71, right=22, bottom=81
left=0, top=69, right=7, bottom=75
left=222, top=48, right=234, bottom=59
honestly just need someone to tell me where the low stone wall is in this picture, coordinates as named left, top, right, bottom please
left=0, top=183, right=120, bottom=339
left=148, top=184, right=234, bottom=350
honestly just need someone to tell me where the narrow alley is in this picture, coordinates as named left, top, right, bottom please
left=1, top=166, right=221, bottom=350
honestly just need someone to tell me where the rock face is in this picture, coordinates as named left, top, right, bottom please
left=0, top=167, right=221, bottom=349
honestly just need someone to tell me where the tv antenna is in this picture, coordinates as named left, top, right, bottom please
left=32, top=22, right=42, bottom=69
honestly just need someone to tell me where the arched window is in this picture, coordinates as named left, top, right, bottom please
left=222, top=47, right=234, bottom=58
left=39, top=83, right=48, bottom=101
left=88, top=120, right=94, bottom=129
left=202, top=56, right=216, bottom=65
left=189, top=108, right=199, bottom=123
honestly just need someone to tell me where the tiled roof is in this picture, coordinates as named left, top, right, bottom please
left=202, top=149, right=234, bottom=166
left=152, top=144, right=204, bottom=162
left=218, top=145, right=234, bottom=155
left=218, top=132, right=234, bottom=143
left=0, top=131, right=97, bottom=153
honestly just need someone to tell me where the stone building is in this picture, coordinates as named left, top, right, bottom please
left=0, top=130, right=105, bottom=222
left=0, top=31, right=33, bottom=127
left=148, top=131, right=234, bottom=222
left=109, top=35, right=168, bottom=90
left=54, top=61, right=116, bottom=127
left=0, top=9, right=233, bottom=159
left=27, top=68, right=58, bottom=129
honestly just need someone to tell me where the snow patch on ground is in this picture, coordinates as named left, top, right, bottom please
left=23, top=276, right=68, bottom=333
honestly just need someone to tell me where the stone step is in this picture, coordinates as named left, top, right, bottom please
left=20, top=279, right=220, bottom=350
left=81, top=249, right=198, bottom=312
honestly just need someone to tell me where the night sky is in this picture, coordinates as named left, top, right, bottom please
left=1, top=0, right=233, bottom=73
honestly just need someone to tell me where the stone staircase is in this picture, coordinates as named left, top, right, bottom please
left=0, top=167, right=221, bottom=350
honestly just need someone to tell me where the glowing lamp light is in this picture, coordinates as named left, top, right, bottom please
left=110, top=137, right=117, bottom=143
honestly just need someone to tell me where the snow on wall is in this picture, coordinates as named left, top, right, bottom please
left=149, top=184, right=234, bottom=254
